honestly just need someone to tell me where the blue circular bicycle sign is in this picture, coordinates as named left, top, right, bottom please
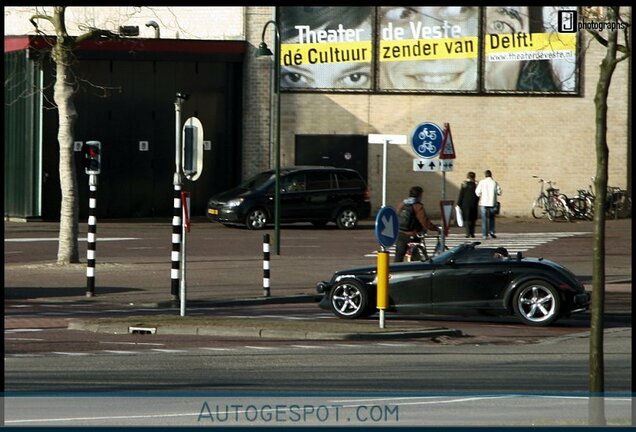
left=411, top=122, right=443, bottom=159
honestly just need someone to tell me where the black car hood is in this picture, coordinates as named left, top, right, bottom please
left=209, top=187, right=251, bottom=203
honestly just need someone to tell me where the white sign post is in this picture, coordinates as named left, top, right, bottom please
left=368, top=134, right=407, bottom=207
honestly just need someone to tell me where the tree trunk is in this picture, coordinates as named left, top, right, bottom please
left=588, top=6, right=620, bottom=426
left=52, top=7, right=80, bottom=265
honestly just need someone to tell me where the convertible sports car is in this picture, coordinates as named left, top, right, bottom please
left=316, top=242, right=591, bottom=326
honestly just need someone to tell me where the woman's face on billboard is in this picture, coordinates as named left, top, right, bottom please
left=380, top=7, right=479, bottom=90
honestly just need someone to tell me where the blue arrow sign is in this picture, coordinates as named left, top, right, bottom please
left=374, top=206, right=399, bottom=249
left=411, top=122, right=443, bottom=159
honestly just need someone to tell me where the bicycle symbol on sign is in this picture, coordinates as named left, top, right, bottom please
left=418, top=128, right=437, bottom=141
left=417, top=128, right=438, bottom=153
left=411, top=122, right=443, bottom=158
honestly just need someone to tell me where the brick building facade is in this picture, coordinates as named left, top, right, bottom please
left=4, top=6, right=631, bottom=219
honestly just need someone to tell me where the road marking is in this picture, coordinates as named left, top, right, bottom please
left=376, top=342, right=414, bottom=347
left=151, top=349, right=188, bottom=353
left=244, top=346, right=277, bottom=350
left=5, top=353, right=42, bottom=358
left=99, top=341, right=164, bottom=346
left=199, top=347, right=236, bottom=351
left=5, top=337, right=45, bottom=341
left=101, top=350, right=140, bottom=355
left=5, top=329, right=44, bottom=333
left=52, top=352, right=90, bottom=356
left=365, top=232, right=591, bottom=257
left=5, top=237, right=140, bottom=242
left=290, top=344, right=324, bottom=349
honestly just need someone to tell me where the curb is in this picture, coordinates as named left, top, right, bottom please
left=149, top=294, right=321, bottom=309
left=67, top=320, right=463, bottom=341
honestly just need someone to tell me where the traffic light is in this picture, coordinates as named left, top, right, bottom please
left=82, top=141, right=101, bottom=175
left=182, top=117, right=203, bottom=181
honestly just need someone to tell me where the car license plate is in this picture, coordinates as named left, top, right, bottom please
left=208, top=209, right=219, bottom=215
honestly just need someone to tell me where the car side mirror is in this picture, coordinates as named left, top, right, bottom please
left=516, top=251, right=522, bottom=261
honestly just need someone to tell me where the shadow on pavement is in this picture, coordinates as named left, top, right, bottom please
left=5, top=286, right=144, bottom=299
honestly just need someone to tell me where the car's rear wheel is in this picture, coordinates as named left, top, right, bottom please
left=336, top=208, right=358, bottom=230
left=329, top=279, right=369, bottom=319
left=513, top=280, right=561, bottom=326
left=245, top=208, right=267, bottom=230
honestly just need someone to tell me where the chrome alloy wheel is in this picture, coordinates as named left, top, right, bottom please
left=515, top=283, right=559, bottom=325
left=330, top=282, right=364, bottom=318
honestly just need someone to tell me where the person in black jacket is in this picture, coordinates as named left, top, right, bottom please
left=394, top=186, right=440, bottom=262
left=457, top=171, right=479, bottom=238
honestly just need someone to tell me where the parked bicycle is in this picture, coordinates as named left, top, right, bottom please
left=531, top=176, right=570, bottom=221
left=404, top=230, right=448, bottom=262
left=560, top=193, right=592, bottom=220
left=606, top=186, right=632, bottom=219
left=572, top=177, right=631, bottom=220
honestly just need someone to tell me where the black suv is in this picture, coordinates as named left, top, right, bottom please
left=207, top=166, right=371, bottom=229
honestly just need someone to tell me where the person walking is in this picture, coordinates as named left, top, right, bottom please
left=457, top=171, right=479, bottom=238
left=394, top=186, right=439, bottom=262
left=475, top=169, right=502, bottom=239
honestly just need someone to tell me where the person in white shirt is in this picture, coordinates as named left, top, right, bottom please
left=475, top=170, right=502, bottom=239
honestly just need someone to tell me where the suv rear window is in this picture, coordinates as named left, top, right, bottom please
left=306, top=171, right=332, bottom=191
left=335, top=171, right=364, bottom=189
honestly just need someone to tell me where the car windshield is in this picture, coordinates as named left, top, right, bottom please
left=429, top=243, right=479, bottom=264
left=430, top=248, right=456, bottom=263
left=238, top=171, right=274, bottom=190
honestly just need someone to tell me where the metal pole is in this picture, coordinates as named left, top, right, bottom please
left=382, top=140, right=389, bottom=207
left=180, top=194, right=187, bottom=316
left=442, top=170, right=446, bottom=250
left=274, top=22, right=281, bottom=256
left=171, top=185, right=182, bottom=301
left=86, top=174, right=98, bottom=297
left=263, top=233, right=271, bottom=297
left=171, top=95, right=185, bottom=301
left=377, top=249, right=389, bottom=329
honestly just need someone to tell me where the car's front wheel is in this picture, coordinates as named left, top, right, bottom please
left=513, top=280, right=561, bottom=326
left=336, top=208, right=358, bottom=230
left=329, top=279, right=370, bottom=319
left=245, top=208, right=268, bottom=230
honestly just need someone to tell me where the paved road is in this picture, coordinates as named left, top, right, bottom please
left=4, top=217, right=631, bottom=304
left=5, top=327, right=631, bottom=427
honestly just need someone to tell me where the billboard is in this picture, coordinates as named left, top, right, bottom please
left=279, top=7, right=374, bottom=91
left=278, top=6, right=579, bottom=94
left=378, top=7, right=480, bottom=92
left=483, top=6, right=578, bottom=92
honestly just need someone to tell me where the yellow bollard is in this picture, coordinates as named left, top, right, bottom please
left=376, top=250, right=389, bottom=328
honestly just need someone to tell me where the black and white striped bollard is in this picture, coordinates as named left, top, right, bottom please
left=86, top=175, right=98, bottom=297
left=263, top=233, right=270, bottom=297
left=171, top=184, right=182, bottom=301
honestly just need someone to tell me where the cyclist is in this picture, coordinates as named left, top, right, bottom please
left=394, top=186, right=440, bottom=262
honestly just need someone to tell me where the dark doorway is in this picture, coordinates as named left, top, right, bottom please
left=294, top=135, right=368, bottom=182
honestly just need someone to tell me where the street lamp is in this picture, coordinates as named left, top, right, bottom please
left=255, top=19, right=281, bottom=255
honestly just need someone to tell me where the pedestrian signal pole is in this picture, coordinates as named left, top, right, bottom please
left=171, top=93, right=188, bottom=302
left=82, top=141, right=101, bottom=297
